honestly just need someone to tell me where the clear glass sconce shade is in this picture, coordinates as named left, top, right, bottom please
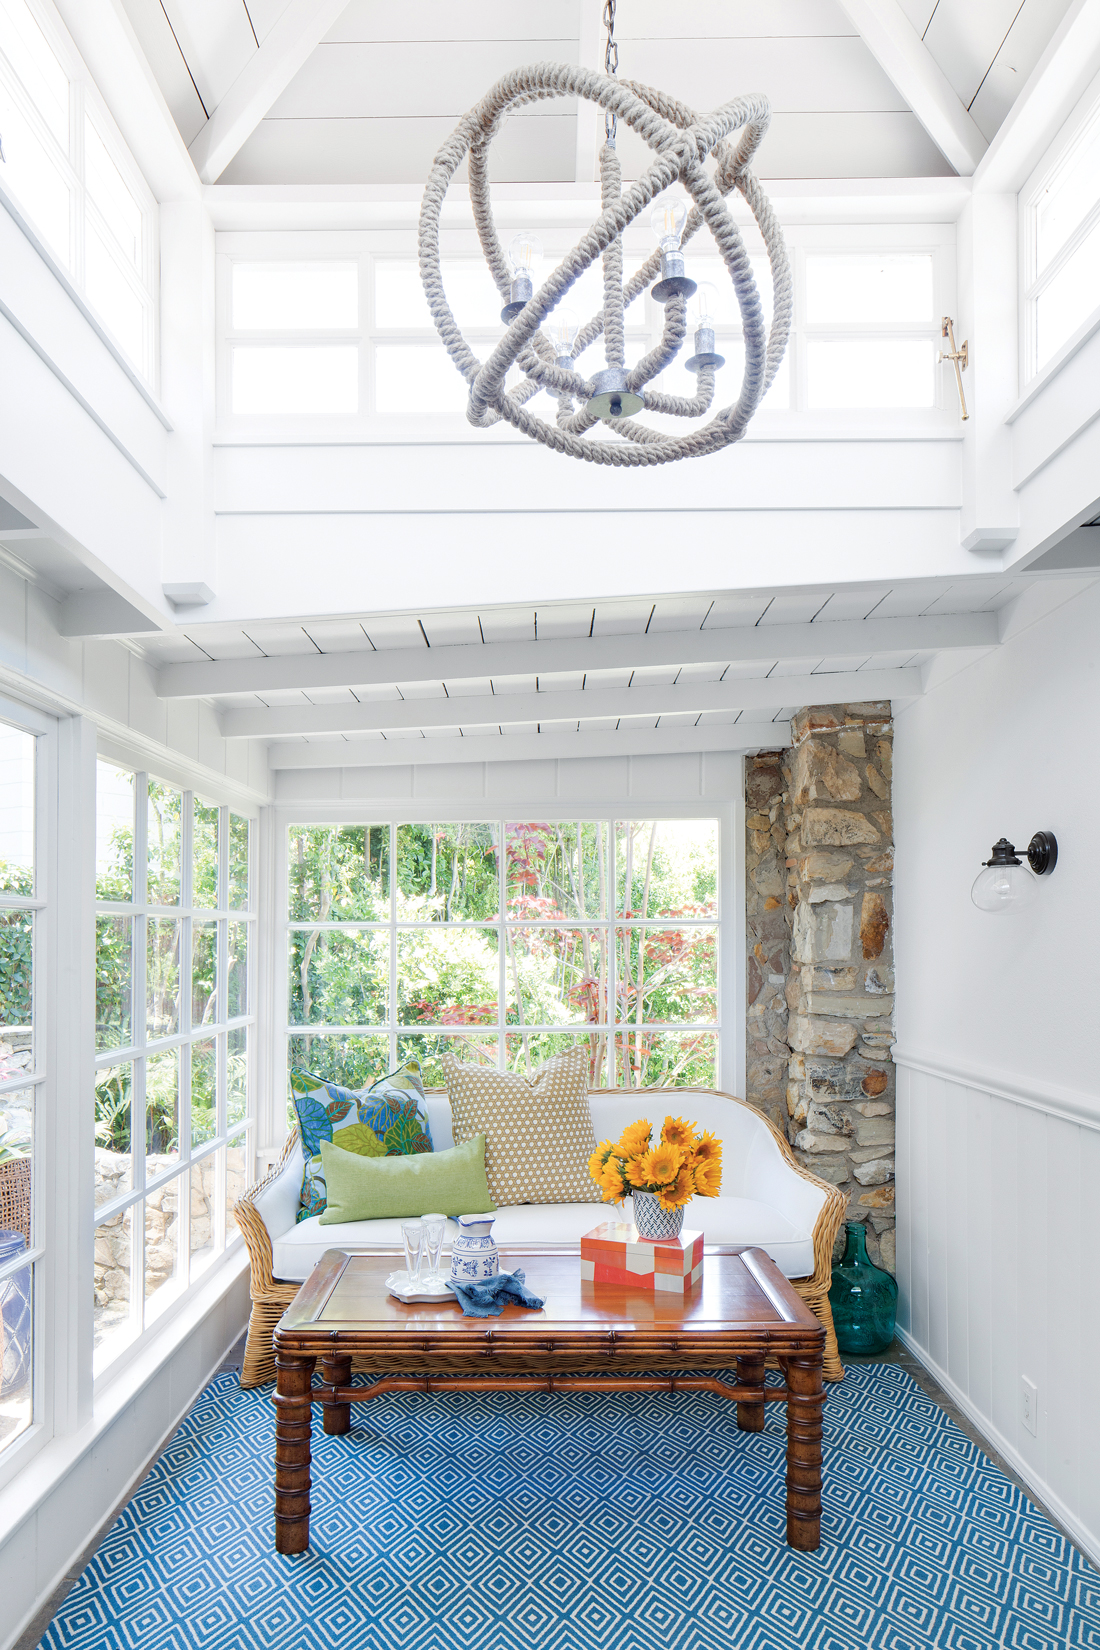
left=650, top=198, right=687, bottom=253
left=508, top=233, right=542, bottom=277
left=692, top=282, right=719, bottom=328
left=971, top=862, right=1039, bottom=914
left=545, top=306, right=579, bottom=358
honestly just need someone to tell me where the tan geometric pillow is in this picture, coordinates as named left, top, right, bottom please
left=442, top=1046, right=601, bottom=1207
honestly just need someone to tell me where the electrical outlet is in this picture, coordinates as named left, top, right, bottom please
left=1021, top=1377, right=1038, bottom=1437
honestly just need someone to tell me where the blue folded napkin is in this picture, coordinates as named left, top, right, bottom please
left=446, top=1268, right=545, bottom=1318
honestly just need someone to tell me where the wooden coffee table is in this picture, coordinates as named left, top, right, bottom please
left=272, top=1245, right=825, bottom=1555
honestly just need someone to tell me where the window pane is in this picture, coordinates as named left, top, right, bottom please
left=147, top=918, right=181, bottom=1039
left=396, top=1032, right=497, bottom=1088
left=396, top=822, right=499, bottom=920
left=84, top=116, right=141, bottom=269
left=0, top=1251, right=32, bottom=1451
left=96, top=764, right=132, bottom=901
left=0, top=1087, right=32, bottom=1241
left=1036, top=118, right=1100, bottom=275
left=0, top=725, right=34, bottom=893
left=147, top=782, right=181, bottom=905
left=96, top=915, right=131, bottom=1052
left=144, top=1175, right=183, bottom=1323
left=231, top=345, right=358, bottom=415
left=146, top=1046, right=179, bottom=1170
left=614, top=1028, right=717, bottom=1089
left=506, top=1030, right=610, bottom=1086
left=193, top=801, right=219, bottom=909
left=228, top=813, right=249, bottom=909
left=505, top=927, right=605, bottom=1030
left=805, top=254, right=933, bottom=324
left=504, top=822, right=606, bottom=920
left=289, top=928, right=388, bottom=1025
left=190, top=1038, right=216, bottom=1147
left=227, top=1026, right=247, bottom=1126
left=93, top=1204, right=133, bottom=1358
left=86, top=222, right=145, bottom=370
left=94, top=1063, right=132, bottom=1207
left=226, top=1136, right=248, bottom=1239
left=375, top=257, right=504, bottom=330
left=397, top=929, right=497, bottom=1028
left=227, top=921, right=248, bottom=1017
left=615, top=925, right=718, bottom=1025
left=0, top=0, right=68, bottom=143
left=190, top=1153, right=217, bottom=1278
left=615, top=820, right=718, bottom=917
left=0, top=80, right=69, bottom=264
left=0, top=911, right=33, bottom=1061
left=232, top=262, right=358, bottom=330
left=288, top=825, right=389, bottom=920
left=286, top=1034, right=390, bottom=1109
left=191, top=920, right=217, bottom=1028
left=678, top=255, right=774, bottom=328
left=1035, top=217, right=1100, bottom=369
left=806, top=338, right=935, bottom=408
left=374, top=343, right=468, bottom=414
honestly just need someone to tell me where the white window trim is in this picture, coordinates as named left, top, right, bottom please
left=0, top=0, right=159, bottom=389
left=269, top=800, right=739, bottom=1151
left=214, top=222, right=958, bottom=445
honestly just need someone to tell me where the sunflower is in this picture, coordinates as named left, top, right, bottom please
left=617, top=1118, right=652, bottom=1157
left=639, top=1141, right=683, bottom=1188
left=589, top=1140, right=618, bottom=1182
left=658, top=1164, right=695, bottom=1210
left=660, top=1115, right=695, bottom=1152
left=692, top=1156, right=722, bottom=1198
left=624, top=1156, right=651, bottom=1189
left=599, top=1157, right=627, bottom=1203
left=691, top=1130, right=722, bottom=1166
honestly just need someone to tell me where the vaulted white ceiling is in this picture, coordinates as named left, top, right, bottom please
left=120, top=0, right=1073, bottom=185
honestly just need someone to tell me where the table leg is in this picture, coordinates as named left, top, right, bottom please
left=785, top=1352, right=823, bottom=1551
left=735, top=1353, right=766, bottom=1432
left=274, top=1352, right=315, bottom=1555
left=321, top=1353, right=352, bottom=1434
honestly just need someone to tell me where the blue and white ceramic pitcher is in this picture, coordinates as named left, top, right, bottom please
left=449, top=1214, right=499, bottom=1283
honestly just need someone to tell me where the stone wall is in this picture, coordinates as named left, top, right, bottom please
left=745, top=703, right=896, bottom=1273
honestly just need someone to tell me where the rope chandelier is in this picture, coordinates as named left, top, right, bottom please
left=418, top=1, right=791, bottom=466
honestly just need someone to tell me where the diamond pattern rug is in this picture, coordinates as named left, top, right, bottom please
left=40, top=1362, right=1100, bottom=1649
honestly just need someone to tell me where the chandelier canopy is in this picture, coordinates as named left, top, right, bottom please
left=418, top=52, right=791, bottom=465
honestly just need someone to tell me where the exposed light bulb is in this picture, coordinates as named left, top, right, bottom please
left=508, top=233, right=543, bottom=277
left=545, top=306, right=579, bottom=364
left=692, top=282, right=719, bottom=330
left=650, top=199, right=687, bottom=254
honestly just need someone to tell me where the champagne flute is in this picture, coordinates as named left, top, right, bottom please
left=422, top=1213, right=446, bottom=1282
left=400, top=1220, right=424, bottom=1285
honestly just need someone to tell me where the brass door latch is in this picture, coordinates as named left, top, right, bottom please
left=939, top=316, right=968, bottom=420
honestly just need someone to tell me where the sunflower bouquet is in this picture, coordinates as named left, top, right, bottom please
left=589, top=1115, right=723, bottom=1210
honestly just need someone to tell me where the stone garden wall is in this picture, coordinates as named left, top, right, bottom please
left=745, top=703, right=896, bottom=1273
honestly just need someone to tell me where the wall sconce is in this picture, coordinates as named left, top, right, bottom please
left=971, top=833, right=1058, bottom=913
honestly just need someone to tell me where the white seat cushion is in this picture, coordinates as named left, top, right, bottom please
left=270, top=1194, right=813, bottom=1283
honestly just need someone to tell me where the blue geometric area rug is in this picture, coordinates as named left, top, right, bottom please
left=41, top=1361, right=1100, bottom=1650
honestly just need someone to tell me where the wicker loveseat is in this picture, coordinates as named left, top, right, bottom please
left=235, top=1087, right=846, bottom=1387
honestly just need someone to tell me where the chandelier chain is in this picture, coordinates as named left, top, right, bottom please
left=603, top=0, right=618, bottom=141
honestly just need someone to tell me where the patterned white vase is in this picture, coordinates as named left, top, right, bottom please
left=449, top=1214, right=500, bottom=1283
left=631, top=1191, right=685, bottom=1240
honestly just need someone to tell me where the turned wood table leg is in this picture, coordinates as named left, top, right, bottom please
left=321, top=1353, right=352, bottom=1434
left=736, top=1353, right=766, bottom=1432
left=274, top=1352, right=315, bottom=1554
left=785, top=1353, right=824, bottom=1551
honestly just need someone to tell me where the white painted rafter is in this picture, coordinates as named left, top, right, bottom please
left=187, top=0, right=351, bottom=185
left=160, top=612, right=994, bottom=700
left=268, top=723, right=787, bottom=771
left=217, top=666, right=920, bottom=739
left=838, top=0, right=988, bottom=175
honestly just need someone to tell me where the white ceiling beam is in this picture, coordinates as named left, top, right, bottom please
left=838, top=0, right=988, bottom=175
left=974, top=0, right=1100, bottom=193
left=218, top=667, right=920, bottom=739
left=160, top=612, right=995, bottom=700
left=187, top=0, right=352, bottom=185
left=269, top=723, right=785, bottom=772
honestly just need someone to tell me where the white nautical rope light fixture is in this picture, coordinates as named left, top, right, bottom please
left=418, top=1, right=791, bottom=466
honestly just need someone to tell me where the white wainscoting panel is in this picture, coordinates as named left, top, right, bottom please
left=897, top=1052, right=1100, bottom=1566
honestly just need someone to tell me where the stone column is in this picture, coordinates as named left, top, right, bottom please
left=745, top=753, right=793, bottom=1133
left=784, top=704, right=896, bottom=1272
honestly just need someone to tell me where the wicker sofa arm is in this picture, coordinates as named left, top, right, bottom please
left=234, top=1131, right=302, bottom=1387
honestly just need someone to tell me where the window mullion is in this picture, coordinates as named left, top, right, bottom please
left=498, top=821, right=506, bottom=1071
left=389, top=821, right=397, bottom=1072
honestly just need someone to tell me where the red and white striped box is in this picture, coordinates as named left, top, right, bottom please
left=580, top=1221, right=704, bottom=1294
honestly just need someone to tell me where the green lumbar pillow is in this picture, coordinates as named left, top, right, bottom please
left=318, top=1133, right=496, bottom=1224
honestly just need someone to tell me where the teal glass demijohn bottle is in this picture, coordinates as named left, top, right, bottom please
left=828, top=1221, right=898, bottom=1354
